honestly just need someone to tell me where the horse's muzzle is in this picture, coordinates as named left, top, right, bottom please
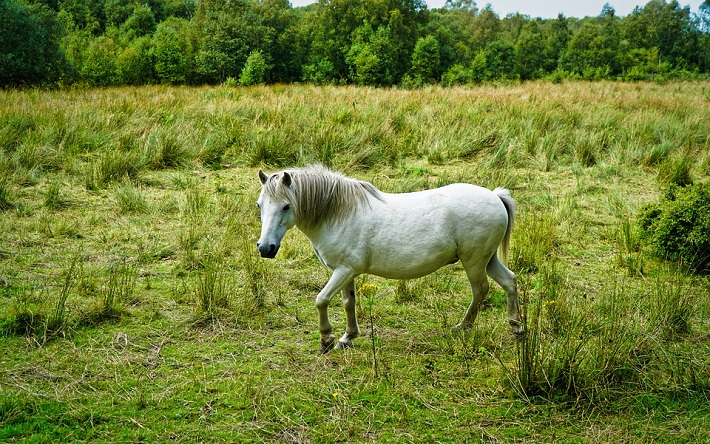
left=257, top=242, right=279, bottom=258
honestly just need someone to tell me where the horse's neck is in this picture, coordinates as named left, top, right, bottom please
left=295, top=194, right=373, bottom=243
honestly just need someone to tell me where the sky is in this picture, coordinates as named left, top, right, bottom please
left=289, top=0, right=706, bottom=19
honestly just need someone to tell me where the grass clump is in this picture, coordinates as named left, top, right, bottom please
left=113, top=179, right=149, bottom=214
left=88, top=150, right=146, bottom=189
left=0, top=177, right=14, bottom=211
left=614, top=218, right=646, bottom=276
left=193, top=255, right=231, bottom=318
left=145, top=129, right=195, bottom=169
left=81, top=259, right=137, bottom=324
left=648, top=270, right=697, bottom=340
left=1, top=255, right=79, bottom=343
left=656, top=150, right=694, bottom=187
left=43, top=181, right=69, bottom=210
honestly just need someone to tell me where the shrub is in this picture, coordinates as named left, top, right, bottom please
left=239, top=51, right=267, bottom=86
left=441, top=64, right=471, bottom=86
left=638, top=183, right=710, bottom=273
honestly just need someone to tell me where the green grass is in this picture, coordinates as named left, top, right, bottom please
left=0, top=82, right=709, bottom=442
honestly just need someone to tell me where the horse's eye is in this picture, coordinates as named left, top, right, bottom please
left=256, top=203, right=261, bottom=209
left=283, top=204, right=291, bottom=212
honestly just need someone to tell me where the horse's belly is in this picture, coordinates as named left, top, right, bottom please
left=365, top=246, right=457, bottom=280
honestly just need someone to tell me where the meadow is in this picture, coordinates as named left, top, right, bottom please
left=0, top=81, right=709, bottom=442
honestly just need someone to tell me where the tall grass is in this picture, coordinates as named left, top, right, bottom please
left=0, top=176, right=13, bottom=211
left=82, top=259, right=138, bottom=324
left=1, top=254, right=80, bottom=343
left=193, top=255, right=231, bottom=320
left=113, top=179, right=149, bottom=214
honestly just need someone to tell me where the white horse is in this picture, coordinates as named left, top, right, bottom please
left=256, top=165, right=522, bottom=353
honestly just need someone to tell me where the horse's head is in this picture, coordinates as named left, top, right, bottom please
left=256, top=169, right=296, bottom=258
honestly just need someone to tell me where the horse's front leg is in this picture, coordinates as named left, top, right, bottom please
left=316, top=268, right=354, bottom=353
left=334, top=279, right=359, bottom=350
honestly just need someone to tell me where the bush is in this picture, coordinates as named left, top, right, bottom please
left=239, top=51, right=267, bottom=86
left=441, top=64, right=471, bottom=86
left=638, top=183, right=710, bottom=273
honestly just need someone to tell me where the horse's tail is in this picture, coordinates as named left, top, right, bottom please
left=493, top=188, right=515, bottom=266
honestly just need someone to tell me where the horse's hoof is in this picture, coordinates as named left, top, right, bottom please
left=320, top=338, right=335, bottom=354
left=335, top=339, right=354, bottom=350
left=509, top=319, right=525, bottom=339
left=452, top=322, right=471, bottom=332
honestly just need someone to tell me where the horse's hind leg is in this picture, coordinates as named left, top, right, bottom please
left=455, top=261, right=489, bottom=330
left=335, top=279, right=360, bottom=349
left=486, top=255, right=523, bottom=336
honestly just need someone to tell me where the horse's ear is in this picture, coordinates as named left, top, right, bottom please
left=258, top=169, right=268, bottom=185
left=282, top=172, right=292, bottom=187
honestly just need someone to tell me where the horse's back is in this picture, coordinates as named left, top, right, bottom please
left=381, top=183, right=507, bottom=224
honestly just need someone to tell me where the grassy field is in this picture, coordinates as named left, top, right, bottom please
left=0, top=81, right=709, bottom=443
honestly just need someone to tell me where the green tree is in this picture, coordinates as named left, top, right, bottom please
left=307, top=0, right=426, bottom=84
left=346, top=21, right=397, bottom=86
left=622, top=0, right=699, bottom=69
left=484, top=39, right=516, bottom=80
left=119, top=5, right=156, bottom=40
left=152, top=17, right=191, bottom=84
left=469, top=49, right=487, bottom=82
left=103, top=0, right=134, bottom=28
left=560, top=8, right=621, bottom=78
left=191, top=0, right=269, bottom=83
left=116, top=35, right=153, bottom=85
left=515, top=21, right=544, bottom=80
left=306, top=0, right=364, bottom=83
left=467, top=5, right=500, bottom=53
left=0, top=0, right=67, bottom=86
left=253, top=0, right=303, bottom=83
left=58, top=0, right=103, bottom=34
left=155, top=0, right=196, bottom=21
left=239, top=50, right=268, bottom=85
left=80, top=34, right=119, bottom=85
left=408, top=35, right=441, bottom=84
left=425, top=9, right=470, bottom=75
left=540, top=14, right=569, bottom=73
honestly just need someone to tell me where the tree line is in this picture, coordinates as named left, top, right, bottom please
left=2, top=0, right=709, bottom=88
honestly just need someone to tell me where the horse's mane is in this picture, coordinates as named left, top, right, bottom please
left=262, top=165, right=382, bottom=229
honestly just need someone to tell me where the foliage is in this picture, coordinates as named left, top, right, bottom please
left=239, top=50, right=268, bottom=86
left=408, top=35, right=441, bottom=84
left=639, top=183, right=710, bottom=273
left=346, top=22, right=398, bottom=86
left=191, top=0, right=270, bottom=84
left=0, top=0, right=67, bottom=86
left=2, top=0, right=710, bottom=87
left=152, top=17, right=191, bottom=85
left=115, top=35, right=154, bottom=85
